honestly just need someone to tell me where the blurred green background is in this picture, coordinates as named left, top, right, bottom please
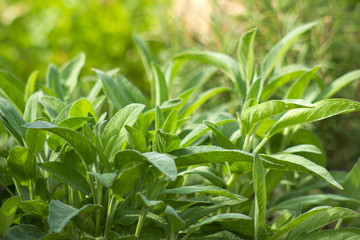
left=0, top=0, right=359, bottom=169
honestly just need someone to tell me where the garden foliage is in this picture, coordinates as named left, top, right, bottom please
left=0, top=23, right=360, bottom=239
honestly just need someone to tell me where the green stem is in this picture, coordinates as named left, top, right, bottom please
left=335, top=219, right=343, bottom=229
left=28, top=180, right=35, bottom=200
left=95, top=182, right=103, bottom=236
left=13, top=178, right=24, bottom=200
left=253, top=137, right=269, bottom=153
left=242, top=134, right=251, bottom=151
left=104, top=194, right=120, bottom=237
left=135, top=207, right=147, bottom=238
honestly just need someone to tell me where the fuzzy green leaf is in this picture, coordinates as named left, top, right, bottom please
left=0, top=196, right=21, bottom=236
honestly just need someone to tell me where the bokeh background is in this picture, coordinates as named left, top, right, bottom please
left=1, top=0, right=359, bottom=169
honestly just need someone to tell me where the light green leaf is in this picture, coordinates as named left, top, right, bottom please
left=261, top=153, right=342, bottom=189
left=316, top=69, right=360, bottom=100
left=102, top=103, right=145, bottom=160
left=4, top=224, right=46, bottom=240
left=24, top=92, right=40, bottom=123
left=204, top=120, right=235, bottom=149
left=39, top=96, right=66, bottom=120
left=238, top=27, right=257, bottom=87
left=162, top=108, right=178, bottom=134
left=111, top=164, right=147, bottom=200
left=70, top=98, right=97, bottom=122
left=161, top=185, right=247, bottom=202
left=39, top=162, right=91, bottom=195
left=136, top=192, right=163, bottom=207
left=261, top=22, right=317, bottom=81
left=173, top=51, right=245, bottom=96
left=180, top=67, right=217, bottom=93
left=19, top=200, right=49, bottom=218
left=0, top=71, right=25, bottom=113
left=23, top=121, right=96, bottom=165
left=125, top=125, right=147, bottom=153
left=253, top=153, right=266, bottom=240
left=151, top=63, right=168, bottom=106
left=282, top=144, right=321, bottom=155
left=270, top=206, right=330, bottom=240
left=7, top=147, right=36, bottom=185
left=48, top=200, right=101, bottom=233
left=180, top=166, right=226, bottom=188
left=241, top=99, right=314, bottom=134
left=46, top=64, right=64, bottom=101
left=180, top=119, right=234, bottom=147
left=180, top=87, right=233, bottom=119
left=133, top=35, right=154, bottom=77
left=25, top=125, right=47, bottom=154
left=170, top=146, right=278, bottom=169
left=286, top=66, right=320, bottom=99
left=287, top=207, right=360, bottom=239
left=24, top=71, right=39, bottom=102
left=143, top=151, right=177, bottom=181
left=60, top=52, right=85, bottom=96
left=88, top=172, right=117, bottom=188
left=0, top=196, right=20, bottom=236
left=304, top=228, right=360, bottom=240
left=155, top=105, right=164, bottom=131
left=0, top=97, right=26, bottom=142
left=269, top=194, right=360, bottom=213
left=165, top=206, right=185, bottom=233
left=266, top=99, right=360, bottom=139
left=153, top=130, right=180, bottom=153
left=342, top=158, right=360, bottom=200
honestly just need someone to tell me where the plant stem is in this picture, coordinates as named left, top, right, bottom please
left=95, top=182, right=103, bottom=236
left=135, top=207, right=147, bottom=238
left=335, top=219, right=343, bottom=229
left=13, top=178, right=24, bottom=200
left=253, top=137, right=268, bottom=153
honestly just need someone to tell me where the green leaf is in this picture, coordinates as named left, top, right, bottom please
left=180, top=87, right=233, bottom=119
left=25, top=126, right=47, bottom=154
left=155, top=105, right=164, bottom=131
left=111, top=164, right=147, bottom=200
left=39, top=96, right=66, bottom=120
left=88, top=172, right=117, bottom=188
left=180, top=67, right=217, bottom=93
left=0, top=196, right=20, bottom=236
left=46, top=64, right=64, bottom=100
left=180, top=119, right=234, bottom=147
left=93, top=69, right=131, bottom=110
left=342, top=158, right=360, bottom=200
left=102, top=103, right=145, bottom=160
left=286, top=66, right=320, bottom=99
left=136, top=192, right=163, bottom=207
left=253, top=153, right=266, bottom=240
left=60, top=52, right=85, bottom=97
left=133, top=35, right=154, bottom=77
left=125, top=125, right=147, bottom=153
left=165, top=206, right=185, bottom=233
left=287, top=207, right=360, bottom=239
left=0, top=97, right=26, bottom=141
left=70, top=98, right=97, bottom=122
left=261, top=64, right=313, bottom=101
left=160, top=185, right=247, bottom=202
left=269, top=194, right=360, bottom=213
left=238, top=28, right=257, bottom=87
left=170, top=146, right=277, bottom=169
left=39, top=162, right=91, bottom=195
left=48, top=200, right=101, bottom=233
left=270, top=206, right=330, bottom=240
left=303, top=228, right=360, bottom=240
left=266, top=99, right=360, bottom=139
left=204, top=121, right=235, bottom=149
left=153, top=130, right=180, bottom=153
left=261, top=22, right=317, bottom=81
left=4, top=224, right=46, bottom=240
left=185, top=213, right=251, bottom=236
left=162, top=108, right=178, bottom=134
left=23, top=121, right=96, bottom=165
left=261, top=153, right=342, bottom=189
left=188, top=230, right=243, bottom=240
left=7, top=147, right=36, bottom=185
left=180, top=166, right=226, bottom=188
left=24, top=92, right=40, bottom=123
left=240, top=99, right=314, bottom=135
left=143, top=152, right=177, bottom=181
left=0, top=71, right=25, bottom=113
left=19, top=200, right=49, bottom=218
left=316, top=69, right=360, bottom=100
left=282, top=144, right=321, bottom=155
left=173, top=51, right=245, bottom=96
left=151, top=63, right=168, bottom=106
left=24, top=71, right=39, bottom=102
